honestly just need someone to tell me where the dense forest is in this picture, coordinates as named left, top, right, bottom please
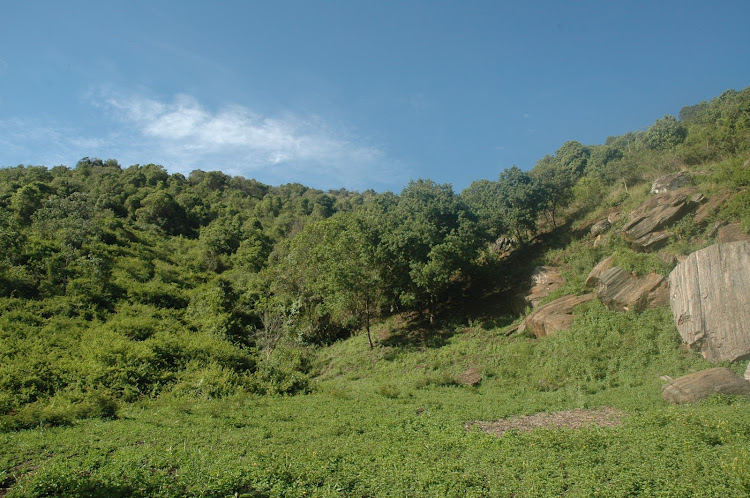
left=2, top=86, right=750, bottom=496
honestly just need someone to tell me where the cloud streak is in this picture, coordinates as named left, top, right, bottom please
left=95, top=91, right=405, bottom=190
left=2, top=89, right=408, bottom=191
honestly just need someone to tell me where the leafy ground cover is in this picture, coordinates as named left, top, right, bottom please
left=3, top=303, right=750, bottom=497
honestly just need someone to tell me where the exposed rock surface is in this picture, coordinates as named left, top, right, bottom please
left=718, top=223, right=750, bottom=243
left=630, top=231, right=672, bottom=252
left=621, top=190, right=696, bottom=248
left=669, top=241, right=750, bottom=362
left=662, top=368, right=750, bottom=404
left=491, top=236, right=517, bottom=255
left=596, top=267, right=669, bottom=312
left=657, top=252, right=678, bottom=267
left=650, top=171, right=692, bottom=194
left=525, top=266, right=563, bottom=307
left=518, top=293, right=596, bottom=338
left=590, top=219, right=612, bottom=236
left=511, top=266, right=564, bottom=314
left=695, top=192, right=731, bottom=226
left=584, top=255, right=614, bottom=288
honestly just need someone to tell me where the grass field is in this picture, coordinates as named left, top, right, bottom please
left=4, top=302, right=750, bottom=497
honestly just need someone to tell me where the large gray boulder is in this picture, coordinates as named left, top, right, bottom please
left=650, top=171, right=692, bottom=194
left=518, top=294, right=596, bottom=338
left=621, top=191, right=696, bottom=249
left=596, top=266, right=669, bottom=312
left=662, top=368, right=750, bottom=404
left=669, top=241, right=750, bottom=362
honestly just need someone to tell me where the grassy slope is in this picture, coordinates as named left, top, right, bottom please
left=4, top=300, right=750, bottom=496
left=5, top=153, right=750, bottom=495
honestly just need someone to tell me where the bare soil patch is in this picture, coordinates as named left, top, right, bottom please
left=466, top=406, right=624, bottom=437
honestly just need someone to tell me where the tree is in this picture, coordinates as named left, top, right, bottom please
left=496, top=166, right=542, bottom=243
left=461, top=179, right=506, bottom=238
left=645, top=115, right=687, bottom=150
left=135, top=190, right=188, bottom=235
left=276, top=212, right=383, bottom=347
left=530, top=155, right=574, bottom=228
left=381, top=180, right=482, bottom=322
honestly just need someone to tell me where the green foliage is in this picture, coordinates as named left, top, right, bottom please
left=645, top=115, right=688, bottom=150
left=724, top=191, right=750, bottom=232
left=712, top=156, right=750, bottom=187
left=610, top=248, right=673, bottom=277
left=572, top=175, right=606, bottom=212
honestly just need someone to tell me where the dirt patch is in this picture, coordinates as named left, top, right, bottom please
left=457, top=367, right=482, bottom=387
left=466, top=406, right=624, bottom=437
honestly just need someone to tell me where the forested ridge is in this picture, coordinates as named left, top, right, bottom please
left=2, top=86, right=750, bottom=496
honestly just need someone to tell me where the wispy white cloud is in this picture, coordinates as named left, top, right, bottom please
left=1, top=89, right=408, bottom=191
left=93, top=90, right=407, bottom=190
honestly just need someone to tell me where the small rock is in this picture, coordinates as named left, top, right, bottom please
left=607, top=211, right=622, bottom=224
left=706, top=220, right=725, bottom=238
left=512, top=266, right=564, bottom=314
left=631, top=231, right=672, bottom=252
left=657, top=252, right=678, bottom=266
left=695, top=192, right=732, bottom=226
left=662, top=368, right=750, bottom=404
left=590, top=219, right=612, bottom=236
left=650, top=171, right=692, bottom=194
left=597, top=267, right=669, bottom=312
left=745, top=364, right=750, bottom=383
left=491, top=236, right=517, bottom=255
left=518, top=294, right=597, bottom=338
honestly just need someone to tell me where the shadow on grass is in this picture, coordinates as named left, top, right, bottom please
left=378, top=313, right=454, bottom=350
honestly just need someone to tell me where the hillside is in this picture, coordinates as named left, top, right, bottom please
left=1, top=86, right=750, bottom=496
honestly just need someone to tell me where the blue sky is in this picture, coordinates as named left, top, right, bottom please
left=2, top=1, right=749, bottom=192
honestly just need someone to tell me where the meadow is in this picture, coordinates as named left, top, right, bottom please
left=4, top=301, right=750, bottom=497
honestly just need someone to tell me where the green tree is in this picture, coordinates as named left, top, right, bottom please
left=645, top=115, right=688, bottom=150
left=496, top=166, right=541, bottom=243
left=530, top=155, right=574, bottom=228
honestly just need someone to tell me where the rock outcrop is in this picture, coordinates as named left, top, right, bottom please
left=621, top=190, right=696, bottom=250
left=596, top=267, right=669, bottom=312
left=491, top=236, right=517, bottom=255
left=695, top=192, right=731, bottom=226
left=523, top=266, right=563, bottom=309
left=669, top=241, right=750, bottom=362
left=662, top=368, right=750, bottom=404
left=518, top=294, right=596, bottom=338
left=650, top=171, right=692, bottom=194
left=717, top=223, right=750, bottom=244
left=584, top=255, right=614, bottom=288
